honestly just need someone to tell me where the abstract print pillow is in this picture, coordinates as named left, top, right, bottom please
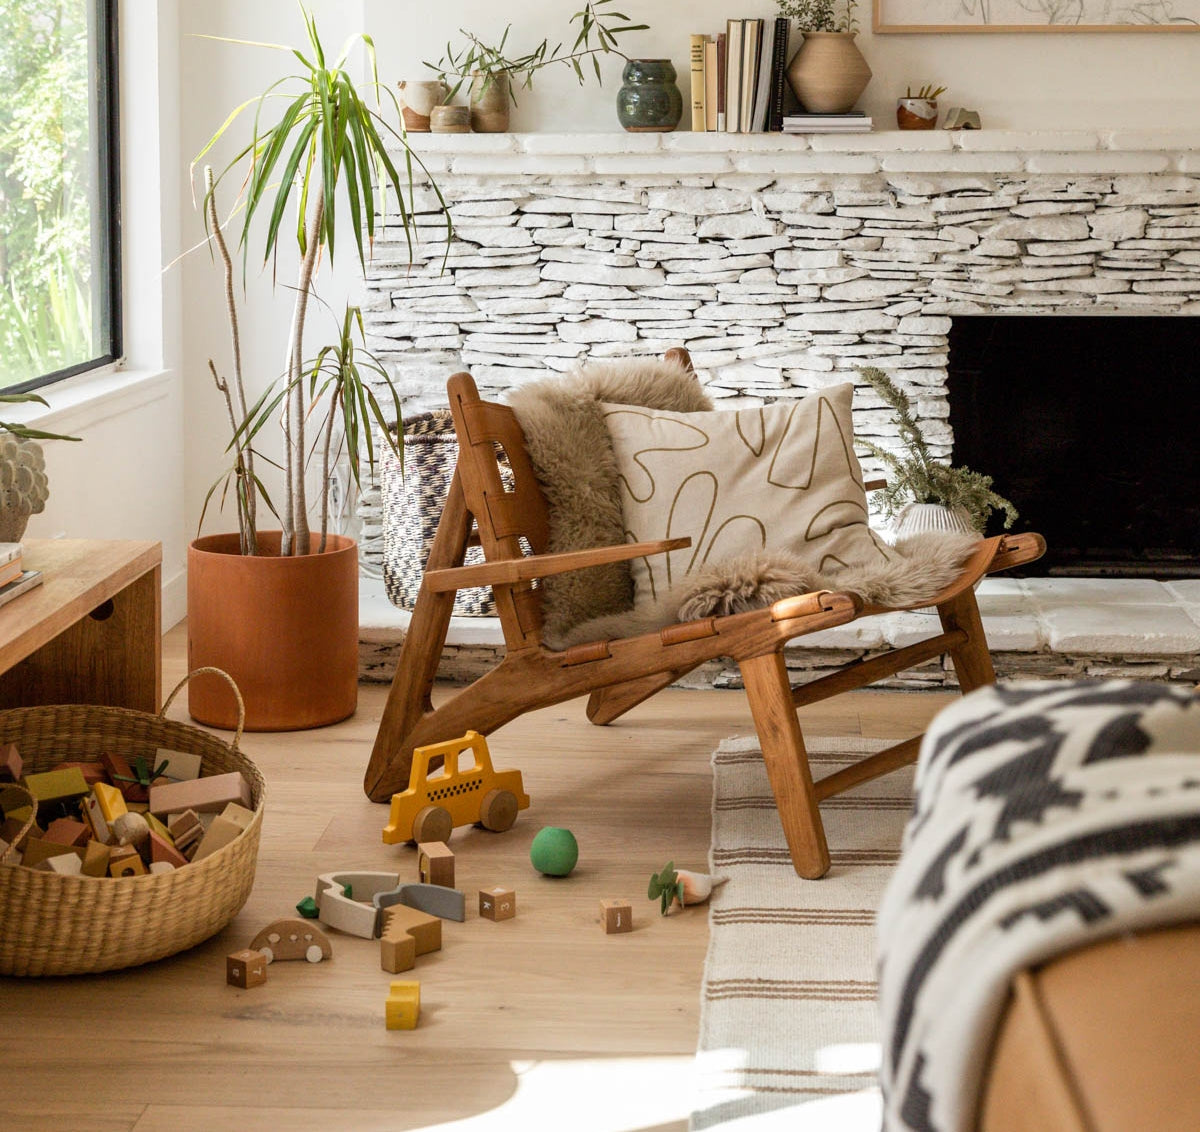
left=601, top=384, right=892, bottom=608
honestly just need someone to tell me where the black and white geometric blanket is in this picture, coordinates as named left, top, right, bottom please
left=876, top=679, right=1200, bottom=1132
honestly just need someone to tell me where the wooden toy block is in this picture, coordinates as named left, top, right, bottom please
left=1, top=814, right=42, bottom=851
left=156, top=748, right=204, bottom=782
left=23, top=768, right=89, bottom=805
left=20, top=837, right=86, bottom=869
left=149, top=830, right=189, bottom=869
left=108, top=845, right=146, bottom=877
left=144, top=811, right=173, bottom=842
left=600, top=899, right=633, bottom=934
left=227, top=948, right=267, bottom=988
left=92, top=781, right=127, bottom=823
left=374, top=881, right=467, bottom=923
left=149, top=861, right=176, bottom=874
left=36, top=852, right=83, bottom=875
left=0, top=743, right=20, bottom=782
left=296, top=896, right=320, bottom=918
left=101, top=752, right=148, bottom=803
left=380, top=904, right=442, bottom=973
left=149, top=772, right=251, bottom=816
left=417, top=841, right=455, bottom=888
left=81, top=794, right=111, bottom=845
left=81, top=840, right=111, bottom=877
left=479, top=886, right=516, bottom=922
left=385, top=981, right=420, bottom=1030
left=43, top=818, right=90, bottom=847
left=315, top=872, right=400, bottom=938
left=189, top=804, right=252, bottom=862
left=249, top=918, right=332, bottom=963
left=50, top=760, right=105, bottom=786
left=166, top=809, right=203, bottom=854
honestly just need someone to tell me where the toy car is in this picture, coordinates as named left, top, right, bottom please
left=382, top=731, right=529, bottom=845
left=249, top=918, right=333, bottom=964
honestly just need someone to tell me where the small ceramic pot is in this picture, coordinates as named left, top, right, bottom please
left=398, top=80, right=449, bottom=132
left=616, top=59, right=683, bottom=133
left=430, top=104, right=471, bottom=134
left=897, top=98, right=939, bottom=130
left=470, top=71, right=510, bottom=133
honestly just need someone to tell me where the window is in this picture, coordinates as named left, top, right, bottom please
left=0, top=0, right=120, bottom=391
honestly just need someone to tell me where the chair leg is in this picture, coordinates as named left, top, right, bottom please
left=937, top=586, right=997, bottom=694
left=587, top=666, right=700, bottom=725
left=738, top=651, right=831, bottom=880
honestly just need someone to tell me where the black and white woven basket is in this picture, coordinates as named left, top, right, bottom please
left=382, top=410, right=496, bottom=617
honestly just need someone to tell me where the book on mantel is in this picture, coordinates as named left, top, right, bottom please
left=782, top=111, right=872, bottom=134
left=0, top=569, right=42, bottom=610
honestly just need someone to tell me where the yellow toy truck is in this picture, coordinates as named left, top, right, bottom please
left=382, top=731, right=530, bottom=845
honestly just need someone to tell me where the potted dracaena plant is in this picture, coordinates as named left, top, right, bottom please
left=186, top=6, right=448, bottom=732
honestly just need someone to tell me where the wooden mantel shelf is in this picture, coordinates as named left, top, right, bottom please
left=0, top=538, right=162, bottom=712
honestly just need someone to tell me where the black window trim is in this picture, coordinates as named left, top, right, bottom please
left=11, top=0, right=122, bottom=395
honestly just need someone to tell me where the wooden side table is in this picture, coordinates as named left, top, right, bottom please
left=0, top=539, right=161, bottom=712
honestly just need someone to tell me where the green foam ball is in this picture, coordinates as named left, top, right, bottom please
left=530, top=826, right=579, bottom=877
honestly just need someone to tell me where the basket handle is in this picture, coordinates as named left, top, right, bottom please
left=0, top=784, right=35, bottom=866
left=161, top=667, right=245, bottom=751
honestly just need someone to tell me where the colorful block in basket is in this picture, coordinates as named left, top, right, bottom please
left=50, top=760, right=105, bottom=786
left=167, top=809, right=203, bottom=855
left=149, top=771, right=251, bottom=816
left=23, top=768, right=89, bottom=805
left=101, top=752, right=147, bottom=803
left=81, top=840, right=111, bottom=876
left=107, top=845, right=146, bottom=877
left=0, top=743, right=21, bottom=782
left=92, top=781, right=127, bottom=823
left=0, top=814, right=40, bottom=850
left=20, top=837, right=85, bottom=869
left=82, top=793, right=112, bottom=844
left=155, top=748, right=203, bottom=782
left=190, top=802, right=255, bottom=862
left=43, top=818, right=89, bottom=847
left=36, top=853, right=83, bottom=875
left=144, top=811, right=173, bottom=843
left=149, top=830, right=189, bottom=869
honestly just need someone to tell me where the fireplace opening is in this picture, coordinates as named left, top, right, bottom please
left=946, top=316, right=1200, bottom=579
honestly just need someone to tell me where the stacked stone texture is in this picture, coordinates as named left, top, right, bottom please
left=357, top=133, right=1200, bottom=684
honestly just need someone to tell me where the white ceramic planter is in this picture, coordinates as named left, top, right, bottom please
left=891, top=502, right=977, bottom=541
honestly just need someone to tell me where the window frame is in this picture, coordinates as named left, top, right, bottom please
left=10, top=0, right=122, bottom=395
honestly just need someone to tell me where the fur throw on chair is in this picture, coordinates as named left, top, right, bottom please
left=509, top=358, right=982, bottom=650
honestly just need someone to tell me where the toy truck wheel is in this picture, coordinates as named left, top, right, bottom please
left=411, top=804, right=453, bottom=844
left=479, top=788, right=519, bottom=832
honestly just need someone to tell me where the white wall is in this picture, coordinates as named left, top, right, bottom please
left=366, top=0, right=1200, bottom=131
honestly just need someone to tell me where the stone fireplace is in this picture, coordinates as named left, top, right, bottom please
left=357, top=130, right=1200, bottom=686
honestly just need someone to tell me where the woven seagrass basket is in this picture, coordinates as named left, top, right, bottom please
left=0, top=668, right=264, bottom=977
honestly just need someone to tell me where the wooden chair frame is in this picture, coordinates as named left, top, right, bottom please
left=365, top=349, right=1045, bottom=878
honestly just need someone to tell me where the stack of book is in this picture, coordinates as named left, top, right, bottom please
left=782, top=111, right=873, bottom=134
left=0, top=542, right=43, bottom=610
left=689, top=17, right=792, bottom=134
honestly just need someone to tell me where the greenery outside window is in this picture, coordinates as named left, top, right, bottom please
left=0, top=0, right=120, bottom=392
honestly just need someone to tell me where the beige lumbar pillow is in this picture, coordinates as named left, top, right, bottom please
left=600, top=385, right=894, bottom=609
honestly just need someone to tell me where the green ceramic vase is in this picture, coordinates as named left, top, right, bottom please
left=616, top=59, right=682, bottom=133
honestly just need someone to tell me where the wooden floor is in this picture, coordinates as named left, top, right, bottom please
left=0, top=624, right=956, bottom=1132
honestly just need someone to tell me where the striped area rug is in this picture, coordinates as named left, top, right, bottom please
left=692, top=734, right=911, bottom=1131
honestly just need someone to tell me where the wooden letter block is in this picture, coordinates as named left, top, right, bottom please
left=479, top=887, right=516, bottom=921
left=108, top=845, right=146, bottom=877
left=43, top=818, right=90, bottom=847
left=149, top=772, right=251, bottom=816
left=166, top=809, right=203, bottom=854
left=385, top=981, right=420, bottom=1030
left=417, top=841, right=455, bottom=888
left=379, top=905, right=442, bottom=973
left=190, top=801, right=254, bottom=862
left=92, top=781, right=128, bottom=824
left=600, top=899, right=633, bottom=934
left=81, top=840, right=111, bottom=877
left=23, top=768, right=89, bottom=805
left=227, top=949, right=267, bottom=988
left=0, top=743, right=21, bottom=782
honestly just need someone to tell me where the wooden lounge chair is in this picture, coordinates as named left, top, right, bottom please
left=365, top=348, right=1045, bottom=878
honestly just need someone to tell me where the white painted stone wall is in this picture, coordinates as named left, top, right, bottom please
left=358, top=130, right=1200, bottom=570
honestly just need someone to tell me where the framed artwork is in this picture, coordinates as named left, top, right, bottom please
left=874, top=1, right=1200, bottom=32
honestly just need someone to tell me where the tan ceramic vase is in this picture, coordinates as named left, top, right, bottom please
left=785, top=31, right=872, bottom=114
left=470, top=71, right=510, bottom=133
left=187, top=531, right=359, bottom=731
left=398, top=79, right=449, bottom=132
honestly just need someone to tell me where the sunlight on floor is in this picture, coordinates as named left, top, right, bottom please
left=413, top=1055, right=697, bottom=1131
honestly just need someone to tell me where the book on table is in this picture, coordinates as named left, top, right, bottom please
left=689, top=33, right=707, bottom=131
left=782, top=111, right=873, bottom=133
left=0, top=570, right=42, bottom=610
left=724, top=19, right=742, bottom=132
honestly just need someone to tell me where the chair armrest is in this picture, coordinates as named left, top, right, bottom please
left=423, top=537, right=691, bottom=593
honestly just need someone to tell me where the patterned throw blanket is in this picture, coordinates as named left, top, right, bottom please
left=876, top=680, right=1200, bottom=1132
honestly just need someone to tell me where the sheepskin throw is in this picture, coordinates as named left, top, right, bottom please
left=600, top=386, right=893, bottom=609
left=508, top=356, right=712, bottom=643
left=877, top=680, right=1200, bottom=1132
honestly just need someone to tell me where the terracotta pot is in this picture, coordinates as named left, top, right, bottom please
left=785, top=31, right=872, bottom=115
left=897, top=98, right=939, bottom=130
left=469, top=71, right=510, bottom=133
left=187, top=532, right=359, bottom=731
left=398, top=79, right=449, bottom=132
